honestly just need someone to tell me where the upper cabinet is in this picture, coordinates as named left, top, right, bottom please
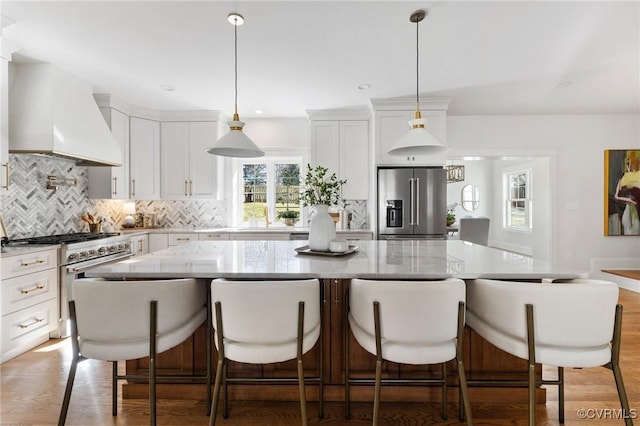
left=130, top=117, right=160, bottom=199
left=308, top=110, right=370, bottom=200
left=88, top=107, right=130, bottom=199
left=161, top=121, right=218, bottom=199
left=1, top=38, right=19, bottom=194
left=372, top=99, right=449, bottom=166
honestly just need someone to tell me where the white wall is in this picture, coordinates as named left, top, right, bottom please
left=447, top=115, right=640, bottom=271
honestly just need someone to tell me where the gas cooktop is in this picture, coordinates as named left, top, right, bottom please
left=4, top=232, right=120, bottom=246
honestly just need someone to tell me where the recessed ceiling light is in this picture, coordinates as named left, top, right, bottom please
left=358, top=83, right=372, bottom=90
left=159, top=84, right=175, bottom=92
left=254, top=110, right=263, bottom=114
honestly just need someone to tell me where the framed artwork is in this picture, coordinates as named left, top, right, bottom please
left=604, top=149, right=640, bottom=235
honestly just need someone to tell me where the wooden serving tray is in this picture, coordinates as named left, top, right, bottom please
left=295, top=245, right=358, bottom=256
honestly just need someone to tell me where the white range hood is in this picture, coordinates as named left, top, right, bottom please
left=8, top=62, right=122, bottom=166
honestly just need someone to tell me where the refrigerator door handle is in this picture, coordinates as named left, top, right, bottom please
left=415, top=177, right=420, bottom=226
left=409, top=177, right=415, bottom=225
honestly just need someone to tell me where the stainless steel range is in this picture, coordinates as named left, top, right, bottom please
left=6, top=232, right=135, bottom=337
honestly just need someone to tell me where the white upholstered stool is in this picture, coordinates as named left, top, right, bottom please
left=466, top=278, right=632, bottom=425
left=58, top=278, right=210, bottom=426
left=345, top=278, right=473, bottom=425
left=209, top=278, right=323, bottom=426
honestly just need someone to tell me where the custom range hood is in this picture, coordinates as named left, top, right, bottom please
left=9, top=62, right=122, bottom=166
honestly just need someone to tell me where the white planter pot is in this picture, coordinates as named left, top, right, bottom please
left=308, top=204, right=336, bottom=252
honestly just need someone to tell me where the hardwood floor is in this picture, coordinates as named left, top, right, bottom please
left=1, top=288, right=639, bottom=425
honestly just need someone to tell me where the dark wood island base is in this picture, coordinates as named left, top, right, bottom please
left=123, top=279, right=545, bottom=405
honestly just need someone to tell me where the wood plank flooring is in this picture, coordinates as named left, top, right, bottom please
left=1, top=288, right=639, bottom=425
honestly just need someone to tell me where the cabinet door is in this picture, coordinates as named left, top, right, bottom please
left=148, top=233, right=168, bottom=253
left=339, top=121, right=368, bottom=200
left=1, top=57, right=9, bottom=194
left=88, top=108, right=129, bottom=199
left=375, top=110, right=447, bottom=166
left=160, top=122, right=190, bottom=199
left=130, top=117, right=160, bottom=199
left=188, top=122, right=217, bottom=198
left=132, top=235, right=149, bottom=256
left=310, top=121, right=340, bottom=177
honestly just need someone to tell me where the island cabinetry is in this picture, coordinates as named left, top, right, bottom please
left=88, top=106, right=129, bottom=199
left=161, top=121, right=218, bottom=199
left=308, top=110, right=370, bottom=200
left=1, top=247, right=58, bottom=363
left=129, top=117, right=160, bottom=199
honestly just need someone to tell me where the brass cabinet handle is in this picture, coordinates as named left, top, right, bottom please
left=131, top=179, right=136, bottom=196
left=19, top=317, right=45, bottom=329
left=20, top=259, right=45, bottom=267
left=112, top=177, right=117, bottom=195
left=184, top=180, right=188, bottom=196
left=20, top=284, right=45, bottom=294
left=189, top=180, right=193, bottom=196
left=176, top=238, right=191, bottom=241
left=2, top=162, right=8, bottom=189
left=334, top=279, right=339, bottom=305
left=138, top=239, right=143, bottom=253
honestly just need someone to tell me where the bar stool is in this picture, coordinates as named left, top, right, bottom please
left=345, top=278, right=473, bottom=425
left=465, top=278, right=632, bottom=425
left=58, top=278, right=210, bottom=426
left=209, top=278, right=323, bottom=426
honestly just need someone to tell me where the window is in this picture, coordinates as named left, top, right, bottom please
left=504, top=169, right=532, bottom=231
left=240, top=159, right=301, bottom=225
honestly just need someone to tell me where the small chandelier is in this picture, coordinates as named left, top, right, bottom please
left=207, top=13, right=264, bottom=158
left=388, top=9, right=447, bottom=156
left=446, top=163, right=465, bottom=183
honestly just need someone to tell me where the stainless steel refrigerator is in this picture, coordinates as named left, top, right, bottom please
left=377, top=167, right=447, bottom=239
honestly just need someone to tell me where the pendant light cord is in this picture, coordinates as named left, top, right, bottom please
left=415, top=16, right=420, bottom=113
left=234, top=15, right=239, bottom=118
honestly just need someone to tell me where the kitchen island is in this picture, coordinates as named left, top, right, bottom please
left=86, top=240, right=584, bottom=404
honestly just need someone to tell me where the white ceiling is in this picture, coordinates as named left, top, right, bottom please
left=2, top=1, right=639, bottom=118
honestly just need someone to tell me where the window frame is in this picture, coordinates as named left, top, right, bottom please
left=235, top=157, right=303, bottom=227
left=503, top=168, right=533, bottom=232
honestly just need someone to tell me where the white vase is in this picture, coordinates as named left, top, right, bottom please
left=308, top=204, right=336, bottom=252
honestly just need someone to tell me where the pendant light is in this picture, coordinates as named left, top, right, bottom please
left=207, top=13, right=264, bottom=158
left=387, top=9, right=447, bottom=156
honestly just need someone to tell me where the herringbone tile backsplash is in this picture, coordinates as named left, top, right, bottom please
left=0, top=154, right=367, bottom=239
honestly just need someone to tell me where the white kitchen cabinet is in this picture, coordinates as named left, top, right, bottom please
left=148, top=233, right=168, bottom=253
left=129, top=117, right=160, bottom=199
left=310, top=119, right=369, bottom=200
left=375, top=109, right=447, bottom=166
left=168, top=233, right=198, bottom=246
left=161, top=121, right=217, bottom=199
left=229, top=232, right=290, bottom=241
left=130, top=234, right=149, bottom=256
left=88, top=108, right=130, bottom=199
left=1, top=247, right=58, bottom=363
left=199, top=232, right=230, bottom=241
left=1, top=40, right=18, bottom=194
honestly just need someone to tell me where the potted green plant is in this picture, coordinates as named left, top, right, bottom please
left=447, top=212, right=456, bottom=226
left=300, top=164, right=346, bottom=251
left=277, top=210, right=299, bottom=226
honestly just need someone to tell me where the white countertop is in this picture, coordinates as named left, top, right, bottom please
left=119, top=227, right=371, bottom=234
left=86, top=240, right=584, bottom=280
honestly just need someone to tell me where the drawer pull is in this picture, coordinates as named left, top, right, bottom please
left=2, top=162, right=9, bottom=190
left=19, top=317, right=45, bottom=329
left=20, top=259, right=45, bottom=267
left=176, top=238, right=191, bottom=241
left=20, top=284, right=45, bottom=294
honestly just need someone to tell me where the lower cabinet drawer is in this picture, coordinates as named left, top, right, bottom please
left=1, top=268, right=58, bottom=315
left=199, top=233, right=230, bottom=241
left=2, top=298, right=57, bottom=358
left=169, top=233, right=197, bottom=245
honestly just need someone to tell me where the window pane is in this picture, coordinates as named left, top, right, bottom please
left=275, top=164, right=300, bottom=217
left=243, top=164, right=267, bottom=221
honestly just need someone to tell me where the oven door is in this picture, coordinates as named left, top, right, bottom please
left=53, top=251, right=136, bottom=338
